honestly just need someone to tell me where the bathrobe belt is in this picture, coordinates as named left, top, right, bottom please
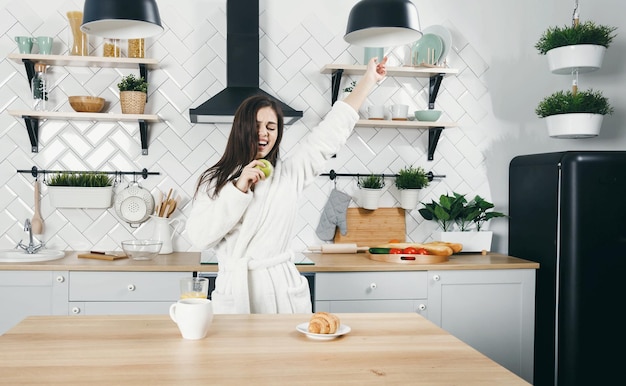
left=229, top=250, right=294, bottom=314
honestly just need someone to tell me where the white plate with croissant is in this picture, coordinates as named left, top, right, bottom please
left=296, top=323, right=351, bottom=340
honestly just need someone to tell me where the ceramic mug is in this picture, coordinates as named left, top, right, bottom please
left=364, top=47, right=384, bottom=64
left=169, top=298, right=214, bottom=340
left=389, top=104, right=409, bottom=120
left=367, top=105, right=385, bottom=120
left=15, top=36, right=34, bottom=54
left=35, top=36, right=53, bottom=55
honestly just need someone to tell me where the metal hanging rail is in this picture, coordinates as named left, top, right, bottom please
left=17, top=166, right=159, bottom=180
left=321, top=169, right=445, bottom=181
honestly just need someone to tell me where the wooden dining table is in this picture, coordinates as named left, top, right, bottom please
left=0, top=313, right=530, bottom=385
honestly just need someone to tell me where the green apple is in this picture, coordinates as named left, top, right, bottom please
left=256, top=159, right=273, bottom=177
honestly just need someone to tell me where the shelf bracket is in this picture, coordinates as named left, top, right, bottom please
left=330, top=69, right=344, bottom=105
left=428, top=127, right=444, bottom=161
left=21, top=59, right=36, bottom=91
left=24, top=116, right=40, bottom=153
left=428, top=74, right=444, bottom=109
left=139, top=63, right=149, bottom=102
left=139, top=119, right=149, bottom=155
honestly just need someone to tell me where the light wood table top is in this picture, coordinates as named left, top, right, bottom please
left=0, top=313, right=529, bottom=385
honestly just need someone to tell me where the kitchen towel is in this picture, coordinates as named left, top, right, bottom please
left=316, top=189, right=352, bottom=241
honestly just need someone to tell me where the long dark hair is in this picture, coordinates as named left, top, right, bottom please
left=194, top=95, right=284, bottom=198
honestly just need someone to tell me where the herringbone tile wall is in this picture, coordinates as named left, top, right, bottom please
left=0, top=0, right=492, bottom=253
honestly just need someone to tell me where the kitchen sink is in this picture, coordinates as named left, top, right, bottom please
left=0, top=249, right=65, bottom=263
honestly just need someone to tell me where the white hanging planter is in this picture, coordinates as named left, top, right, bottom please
left=545, top=113, right=604, bottom=139
left=360, top=188, right=382, bottom=210
left=48, top=186, right=114, bottom=209
left=398, top=189, right=421, bottom=210
left=547, top=44, right=606, bottom=74
left=437, top=231, right=493, bottom=253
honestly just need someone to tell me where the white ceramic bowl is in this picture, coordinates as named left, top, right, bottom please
left=121, top=240, right=163, bottom=260
left=414, top=110, right=442, bottom=122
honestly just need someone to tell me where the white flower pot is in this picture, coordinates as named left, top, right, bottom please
left=399, top=189, right=421, bottom=210
left=437, top=231, right=493, bottom=252
left=48, top=186, right=113, bottom=209
left=360, top=188, right=382, bottom=210
left=546, top=44, right=606, bottom=74
left=545, top=113, right=604, bottom=139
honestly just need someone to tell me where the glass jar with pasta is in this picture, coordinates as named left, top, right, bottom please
left=103, top=38, right=122, bottom=57
left=128, top=38, right=145, bottom=58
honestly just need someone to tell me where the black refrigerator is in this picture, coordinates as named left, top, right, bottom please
left=509, top=151, right=626, bottom=386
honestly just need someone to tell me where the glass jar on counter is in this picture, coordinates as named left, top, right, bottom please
left=128, top=38, right=145, bottom=58
left=103, top=38, right=122, bottom=57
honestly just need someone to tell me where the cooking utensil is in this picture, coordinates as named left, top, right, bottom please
left=160, top=188, right=173, bottom=217
left=308, top=244, right=369, bottom=254
left=114, top=182, right=155, bottom=227
left=165, top=199, right=177, bottom=218
left=31, top=180, right=44, bottom=234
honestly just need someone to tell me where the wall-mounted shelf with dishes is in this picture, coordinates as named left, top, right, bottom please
left=7, top=53, right=160, bottom=155
left=320, top=64, right=459, bottom=160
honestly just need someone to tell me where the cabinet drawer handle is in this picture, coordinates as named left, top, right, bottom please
left=432, top=274, right=440, bottom=282
left=72, top=307, right=81, bottom=314
left=56, top=275, right=65, bottom=283
left=370, top=282, right=377, bottom=290
left=417, top=304, right=426, bottom=311
left=127, top=284, right=136, bottom=291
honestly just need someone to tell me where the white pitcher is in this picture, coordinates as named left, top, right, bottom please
left=150, top=215, right=182, bottom=254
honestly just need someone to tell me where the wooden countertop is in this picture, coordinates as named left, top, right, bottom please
left=0, top=251, right=538, bottom=272
left=0, top=313, right=529, bottom=385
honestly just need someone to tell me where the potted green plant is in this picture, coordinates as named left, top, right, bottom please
left=394, top=165, right=429, bottom=210
left=358, top=174, right=384, bottom=210
left=419, top=193, right=507, bottom=252
left=117, top=74, right=148, bottom=114
left=46, top=172, right=114, bottom=209
left=535, top=21, right=617, bottom=74
left=536, top=89, right=613, bottom=138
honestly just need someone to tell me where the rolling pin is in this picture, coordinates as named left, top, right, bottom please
left=308, top=244, right=369, bottom=254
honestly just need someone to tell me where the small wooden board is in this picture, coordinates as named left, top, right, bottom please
left=334, top=208, right=406, bottom=246
left=367, top=253, right=448, bottom=264
left=78, top=253, right=127, bottom=261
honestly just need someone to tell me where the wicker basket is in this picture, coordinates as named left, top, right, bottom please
left=120, top=91, right=146, bottom=114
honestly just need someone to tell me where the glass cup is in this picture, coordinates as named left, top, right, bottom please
left=180, top=277, right=209, bottom=299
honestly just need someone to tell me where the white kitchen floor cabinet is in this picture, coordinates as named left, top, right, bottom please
left=427, top=269, right=535, bottom=383
left=315, top=272, right=429, bottom=317
left=315, top=269, right=535, bottom=383
left=68, top=271, right=190, bottom=316
left=0, top=271, right=68, bottom=335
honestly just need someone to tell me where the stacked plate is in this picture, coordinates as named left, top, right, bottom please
left=411, top=25, right=452, bottom=66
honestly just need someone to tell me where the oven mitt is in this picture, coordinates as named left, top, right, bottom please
left=316, top=189, right=352, bottom=241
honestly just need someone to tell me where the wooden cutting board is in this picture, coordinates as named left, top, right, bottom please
left=334, top=208, right=406, bottom=246
left=78, top=253, right=127, bottom=261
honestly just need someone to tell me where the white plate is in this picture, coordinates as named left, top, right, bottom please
left=296, top=322, right=351, bottom=340
left=423, top=25, right=452, bottom=64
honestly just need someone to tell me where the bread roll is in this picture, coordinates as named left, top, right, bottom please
left=427, top=241, right=463, bottom=254
left=308, top=312, right=340, bottom=334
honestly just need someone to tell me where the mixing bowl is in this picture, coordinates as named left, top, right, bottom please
left=121, top=240, right=163, bottom=260
left=414, top=110, right=442, bottom=122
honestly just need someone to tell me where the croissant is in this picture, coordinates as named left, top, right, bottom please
left=308, top=312, right=340, bottom=334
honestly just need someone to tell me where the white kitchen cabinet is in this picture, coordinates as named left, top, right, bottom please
left=315, top=271, right=428, bottom=317
left=68, top=271, right=190, bottom=315
left=0, top=270, right=68, bottom=334
left=427, top=269, right=535, bottom=383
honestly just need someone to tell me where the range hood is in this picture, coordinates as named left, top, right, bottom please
left=189, top=0, right=303, bottom=125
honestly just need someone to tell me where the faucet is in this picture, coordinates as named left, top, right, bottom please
left=17, top=219, right=45, bottom=254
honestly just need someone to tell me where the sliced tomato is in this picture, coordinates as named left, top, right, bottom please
left=402, top=247, right=419, bottom=254
left=416, top=248, right=429, bottom=255
left=389, top=248, right=403, bottom=254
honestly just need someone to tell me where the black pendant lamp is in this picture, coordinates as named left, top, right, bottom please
left=344, top=0, right=422, bottom=47
left=81, top=0, right=164, bottom=39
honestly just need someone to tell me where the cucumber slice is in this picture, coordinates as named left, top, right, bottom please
left=368, top=247, right=391, bottom=254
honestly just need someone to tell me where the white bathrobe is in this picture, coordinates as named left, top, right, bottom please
left=186, top=101, right=358, bottom=314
